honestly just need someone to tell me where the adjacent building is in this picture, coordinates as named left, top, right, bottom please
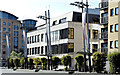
left=100, top=0, right=119, bottom=54
left=27, top=9, right=100, bottom=69
left=0, top=11, right=23, bottom=66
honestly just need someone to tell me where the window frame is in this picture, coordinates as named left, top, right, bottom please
left=115, top=24, right=118, bottom=32
left=110, top=25, right=113, bottom=32
left=110, top=41, right=113, bottom=48
left=110, top=9, right=114, bottom=16
left=115, top=40, right=118, bottom=48
left=115, top=7, right=119, bottom=15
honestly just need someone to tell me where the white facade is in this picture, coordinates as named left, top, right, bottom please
left=27, top=11, right=100, bottom=69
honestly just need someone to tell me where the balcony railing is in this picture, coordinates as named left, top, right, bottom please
left=101, top=2, right=108, bottom=10
left=101, top=47, right=108, bottom=54
left=101, top=16, right=108, bottom=25
left=101, top=32, right=108, bottom=40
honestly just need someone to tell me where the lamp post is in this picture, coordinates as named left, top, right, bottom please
left=70, top=0, right=91, bottom=72
left=37, top=10, right=52, bottom=70
left=20, top=22, right=28, bottom=69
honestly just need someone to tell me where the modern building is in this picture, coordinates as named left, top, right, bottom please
left=27, top=9, right=100, bottom=69
left=0, top=11, right=23, bottom=66
left=100, top=0, right=119, bottom=54
left=22, top=19, right=37, bottom=33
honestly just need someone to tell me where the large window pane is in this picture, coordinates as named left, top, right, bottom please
left=115, top=7, right=119, bottom=15
left=115, top=24, right=118, bottom=32
left=14, top=31, right=18, bottom=36
left=110, top=41, right=113, bottom=48
left=115, top=40, right=118, bottom=48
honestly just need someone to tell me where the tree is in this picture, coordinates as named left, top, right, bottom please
left=107, top=51, right=120, bottom=74
left=92, top=52, right=106, bottom=73
left=33, top=58, right=41, bottom=69
left=75, top=54, right=84, bottom=71
left=41, top=58, right=47, bottom=70
left=20, top=57, right=25, bottom=69
left=61, top=55, right=71, bottom=71
left=52, top=56, right=60, bottom=70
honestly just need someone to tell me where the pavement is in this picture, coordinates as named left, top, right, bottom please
left=0, top=67, right=111, bottom=75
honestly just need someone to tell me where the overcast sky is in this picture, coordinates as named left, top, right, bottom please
left=0, top=0, right=100, bottom=20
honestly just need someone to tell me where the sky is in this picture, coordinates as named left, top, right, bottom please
left=0, top=0, right=100, bottom=20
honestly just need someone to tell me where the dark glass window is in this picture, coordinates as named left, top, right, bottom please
left=14, top=25, right=19, bottom=30
left=110, top=9, right=114, bottom=16
left=53, top=20, right=57, bottom=25
left=41, top=46, right=43, bottom=54
left=41, top=34, right=44, bottom=42
left=3, top=40, right=6, bottom=43
left=3, top=34, right=6, bottom=37
left=115, top=7, right=119, bottom=15
left=8, top=28, right=10, bottom=31
left=115, top=40, right=118, bottom=48
left=3, top=22, right=6, bottom=25
left=115, top=24, right=118, bottom=32
left=14, top=31, right=18, bottom=36
left=110, top=25, right=113, bottom=32
left=8, top=23, right=11, bottom=26
left=3, top=28, right=6, bottom=31
left=110, top=41, right=113, bottom=48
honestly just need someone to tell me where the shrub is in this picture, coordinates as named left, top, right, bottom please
left=41, top=58, right=47, bottom=70
left=92, top=52, right=106, bottom=73
left=28, top=58, right=34, bottom=69
left=52, top=56, right=60, bottom=70
left=33, top=58, right=41, bottom=69
left=20, top=57, right=25, bottom=69
left=61, top=55, right=71, bottom=71
left=13, top=58, right=20, bottom=69
left=75, top=54, right=84, bottom=71
left=107, top=51, right=120, bottom=74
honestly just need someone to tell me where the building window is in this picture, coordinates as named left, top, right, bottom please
left=3, top=51, right=6, bottom=54
left=14, top=37, right=18, bottom=49
left=41, top=46, right=43, bottom=54
left=68, top=43, right=74, bottom=52
left=37, top=35, right=40, bottom=42
left=59, top=18, right=66, bottom=24
left=14, top=25, right=19, bottom=30
left=3, top=34, right=6, bottom=37
left=110, top=41, right=113, bottom=48
left=8, top=23, right=11, bottom=26
left=3, top=40, right=6, bottom=43
left=3, top=22, right=6, bottom=25
left=115, top=40, right=118, bottom=48
left=53, top=20, right=57, bottom=25
left=110, top=25, right=113, bottom=32
left=8, top=28, right=10, bottom=31
left=22, top=35, right=23, bottom=38
left=8, top=34, right=10, bottom=37
left=32, top=48, right=34, bottom=55
left=38, top=47, right=40, bottom=54
left=68, top=28, right=74, bottom=39
left=115, top=7, right=119, bottom=15
left=41, top=34, right=44, bottom=42
left=54, top=30, right=59, bottom=41
left=110, top=9, right=114, bottom=16
left=115, top=24, right=118, bottom=32
left=14, top=31, right=18, bottom=36
left=3, top=28, right=6, bottom=31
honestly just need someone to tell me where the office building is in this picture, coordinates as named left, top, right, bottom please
left=27, top=9, right=100, bottom=69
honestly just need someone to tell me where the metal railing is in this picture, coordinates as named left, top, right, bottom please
left=101, top=2, right=108, bottom=9
left=101, top=47, right=108, bottom=54
left=101, top=16, right=108, bottom=24
left=101, top=31, right=108, bottom=39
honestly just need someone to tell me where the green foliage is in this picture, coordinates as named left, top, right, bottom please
left=41, top=58, right=47, bottom=70
left=10, top=51, right=18, bottom=58
left=20, top=57, right=24, bottom=69
left=33, top=58, right=41, bottom=69
left=107, top=51, right=120, bottom=74
left=92, top=52, right=106, bottom=73
left=13, top=58, right=20, bottom=69
left=52, top=56, right=60, bottom=70
left=28, top=58, right=34, bottom=69
left=61, top=55, right=71, bottom=71
left=75, top=54, right=84, bottom=71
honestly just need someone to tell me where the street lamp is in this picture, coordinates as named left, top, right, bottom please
left=37, top=10, right=52, bottom=70
left=70, top=0, right=91, bottom=72
left=20, top=22, right=28, bottom=69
